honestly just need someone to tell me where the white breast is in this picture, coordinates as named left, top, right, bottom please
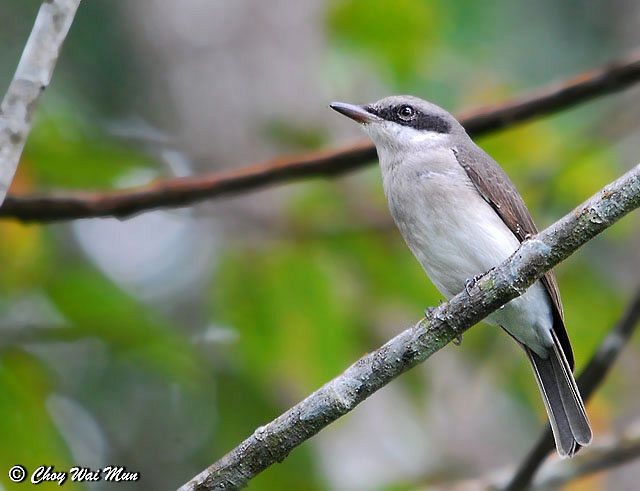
left=380, top=146, right=553, bottom=354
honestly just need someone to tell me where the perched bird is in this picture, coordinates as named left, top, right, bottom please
left=330, top=96, right=592, bottom=457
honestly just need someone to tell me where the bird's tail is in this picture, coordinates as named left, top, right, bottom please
left=525, top=331, right=592, bottom=458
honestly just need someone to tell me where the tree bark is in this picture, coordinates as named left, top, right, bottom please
left=0, top=0, right=81, bottom=204
left=178, top=164, right=640, bottom=491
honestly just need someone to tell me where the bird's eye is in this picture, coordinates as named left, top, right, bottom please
left=397, top=105, right=415, bottom=120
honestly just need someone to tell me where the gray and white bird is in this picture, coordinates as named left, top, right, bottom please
left=330, top=96, right=592, bottom=457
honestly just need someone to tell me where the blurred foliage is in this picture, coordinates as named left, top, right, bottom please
left=216, top=245, right=362, bottom=390
left=0, top=220, right=46, bottom=291
left=327, top=0, right=441, bottom=84
left=0, top=350, right=79, bottom=490
left=262, top=119, right=329, bottom=151
left=0, top=1, right=142, bottom=115
left=22, top=111, right=155, bottom=188
left=0, top=1, right=638, bottom=490
left=44, top=266, right=202, bottom=386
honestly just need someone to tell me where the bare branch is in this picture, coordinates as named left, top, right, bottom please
left=502, top=287, right=640, bottom=490
left=178, top=165, right=640, bottom=490
left=531, top=423, right=640, bottom=490
left=423, top=288, right=640, bottom=490
left=0, top=0, right=81, bottom=205
left=3, top=49, right=640, bottom=222
left=433, top=421, right=640, bottom=490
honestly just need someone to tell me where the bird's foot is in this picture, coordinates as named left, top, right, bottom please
left=465, top=274, right=483, bottom=295
left=424, top=306, right=437, bottom=318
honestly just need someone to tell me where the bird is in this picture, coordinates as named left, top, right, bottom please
left=330, top=95, right=592, bottom=457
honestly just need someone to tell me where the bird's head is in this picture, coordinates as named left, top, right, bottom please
left=330, top=95, right=462, bottom=154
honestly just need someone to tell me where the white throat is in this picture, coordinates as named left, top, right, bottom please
left=366, top=123, right=554, bottom=355
left=363, top=121, right=453, bottom=176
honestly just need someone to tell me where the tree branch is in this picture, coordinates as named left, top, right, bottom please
left=3, top=49, right=640, bottom=222
left=0, top=0, right=81, bottom=205
left=424, top=288, right=640, bottom=490
left=177, top=164, right=640, bottom=491
left=502, top=287, right=640, bottom=490
left=531, top=423, right=640, bottom=491
left=435, top=420, right=640, bottom=490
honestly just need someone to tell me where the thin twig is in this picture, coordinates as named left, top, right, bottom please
left=430, top=419, right=640, bottom=490
left=502, top=287, right=640, bottom=491
left=178, top=164, right=640, bottom=491
left=0, top=0, right=81, bottom=205
left=2, top=49, right=640, bottom=222
left=531, top=423, right=640, bottom=490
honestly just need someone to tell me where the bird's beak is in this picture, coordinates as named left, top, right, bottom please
left=329, top=102, right=381, bottom=124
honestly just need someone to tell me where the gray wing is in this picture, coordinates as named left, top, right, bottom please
left=452, top=145, right=574, bottom=369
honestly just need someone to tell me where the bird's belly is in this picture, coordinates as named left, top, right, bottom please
left=393, top=179, right=518, bottom=297
left=387, top=172, right=553, bottom=353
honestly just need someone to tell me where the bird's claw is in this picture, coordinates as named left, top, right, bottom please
left=465, top=274, right=483, bottom=295
left=424, top=306, right=436, bottom=318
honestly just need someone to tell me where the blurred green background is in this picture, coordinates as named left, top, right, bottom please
left=1, top=1, right=639, bottom=490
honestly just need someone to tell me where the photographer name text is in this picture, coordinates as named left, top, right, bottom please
left=8, top=465, right=140, bottom=485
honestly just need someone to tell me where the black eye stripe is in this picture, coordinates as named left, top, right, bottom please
left=366, top=105, right=451, bottom=134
